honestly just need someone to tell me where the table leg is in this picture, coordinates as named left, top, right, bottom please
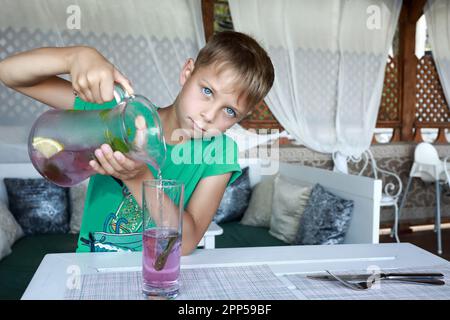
left=204, top=236, right=215, bottom=249
left=435, top=181, right=442, bottom=255
left=392, top=202, right=400, bottom=243
left=398, top=176, right=413, bottom=219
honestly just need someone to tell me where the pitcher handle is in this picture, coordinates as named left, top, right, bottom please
left=113, top=83, right=131, bottom=103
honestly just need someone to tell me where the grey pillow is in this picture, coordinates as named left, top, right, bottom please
left=0, top=230, right=11, bottom=261
left=69, top=179, right=89, bottom=234
left=214, top=167, right=252, bottom=224
left=4, top=178, right=70, bottom=235
left=0, top=201, right=24, bottom=260
left=295, top=184, right=354, bottom=245
left=240, top=174, right=276, bottom=228
left=269, top=175, right=312, bottom=244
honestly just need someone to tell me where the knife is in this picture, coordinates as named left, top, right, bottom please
left=307, top=272, right=445, bottom=281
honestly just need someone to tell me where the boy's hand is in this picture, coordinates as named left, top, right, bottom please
left=68, top=47, right=134, bottom=104
left=90, top=144, right=148, bottom=182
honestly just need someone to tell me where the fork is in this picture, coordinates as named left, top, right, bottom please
left=325, top=270, right=446, bottom=291
left=325, top=270, right=373, bottom=290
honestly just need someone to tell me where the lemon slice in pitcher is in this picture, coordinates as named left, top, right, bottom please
left=32, top=137, right=64, bottom=159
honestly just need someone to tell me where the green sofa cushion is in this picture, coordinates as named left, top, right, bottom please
left=0, top=233, right=78, bottom=300
left=216, top=221, right=289, bottom=248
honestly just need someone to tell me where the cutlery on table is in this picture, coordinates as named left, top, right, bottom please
left=305, top=270, right=445, bottom=291
left=307, top=272, right=444, bottom=281
left=320, top=270, right=445, bottom=291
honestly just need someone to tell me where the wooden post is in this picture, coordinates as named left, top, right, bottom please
left=202, top=0, right=215, bottom=42
left=398, top=0, right=426, bottom=141
left=391, top=127, right=402, bottom=142
left=413, top=128, right=424, bottom=142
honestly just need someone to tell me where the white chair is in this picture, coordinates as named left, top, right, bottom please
left=334, top=150, right=403, bottom=243
left=445, top=157, right=450, bottom=190
left=398, top=142, right=450, bottom=255
left=360, top=150, right=403, bottom=243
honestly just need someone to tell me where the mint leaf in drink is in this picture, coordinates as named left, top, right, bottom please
left=111, top=137, right=130, bottom=153
left=99, top=109, right=110, bottom=121
left=154, top=236, right=178, bottom=271
left=104, top=129, right=113, bottom=145
left=103, top=130, right=130, bottom=153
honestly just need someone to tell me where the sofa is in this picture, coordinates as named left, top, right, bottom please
left=0, top=159, right=382, bottom=300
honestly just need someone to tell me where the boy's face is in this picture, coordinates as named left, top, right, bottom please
left=174, top=59, right=250, bottom=139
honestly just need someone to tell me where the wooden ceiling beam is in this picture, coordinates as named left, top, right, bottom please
left=202, top=0, right=215, bottom=42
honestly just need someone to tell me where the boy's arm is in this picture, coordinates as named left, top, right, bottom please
left=0, top=46, right=133, bottom=109
left=0, top=47, right=77, bottom=109
left=182, top=172, right=231, bottom=254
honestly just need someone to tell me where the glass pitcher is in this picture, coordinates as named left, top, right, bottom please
left=28, top=85, right=166, bottom=187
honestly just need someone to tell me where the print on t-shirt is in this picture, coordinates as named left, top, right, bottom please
left=79, top=185, right=143, bottom=252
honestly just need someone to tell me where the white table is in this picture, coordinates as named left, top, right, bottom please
left=22, top=243, right=449, bottom=300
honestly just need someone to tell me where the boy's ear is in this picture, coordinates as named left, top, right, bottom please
left=180, top=58, right=195, bottom=86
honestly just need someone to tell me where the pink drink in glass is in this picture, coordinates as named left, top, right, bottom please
left=30, top=147, right=96, bottom=187
left=142, top=228, right=181, bottom=298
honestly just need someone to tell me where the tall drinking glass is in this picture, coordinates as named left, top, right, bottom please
left=142, top=179, right=184, bottom=299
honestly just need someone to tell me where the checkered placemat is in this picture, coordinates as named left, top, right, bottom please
left=284, top=264, right=450, bottom=300
left=64, top=264, right=297, bottom=300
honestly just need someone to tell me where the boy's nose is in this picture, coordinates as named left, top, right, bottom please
left=200, top=111, right=214, bottom=124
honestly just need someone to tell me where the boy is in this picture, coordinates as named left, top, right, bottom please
left=0, top=31, right=274, bottom=255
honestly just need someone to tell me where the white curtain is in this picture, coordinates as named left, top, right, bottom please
left=425, top=0, right=450, bottom=113
left=229, top=0, right=402, bottom=158
left=415, top=15, right=427, bottom=59
left=0, top=0, right=204, bottom=162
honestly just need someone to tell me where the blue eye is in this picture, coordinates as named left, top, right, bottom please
left=202, top=87, right=212, bottom=97
left=225, top=107, right=237, bottom=118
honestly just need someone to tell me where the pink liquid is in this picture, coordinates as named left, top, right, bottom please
left=142, top=228, right=181, bottom=289
left=30, top=147, right=96, bottom=187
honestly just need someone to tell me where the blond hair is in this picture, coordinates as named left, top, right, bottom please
left=194, top=31, right=274, bottom=111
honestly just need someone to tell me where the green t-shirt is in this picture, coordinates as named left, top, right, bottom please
left=73, top=97, right=242, bottom=253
